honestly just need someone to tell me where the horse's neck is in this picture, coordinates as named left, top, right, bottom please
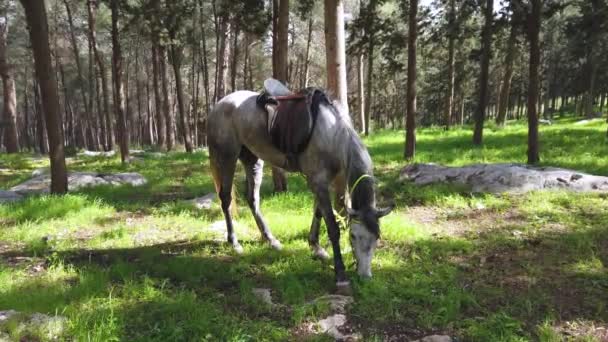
left=347, top=140, right=375, bottom=211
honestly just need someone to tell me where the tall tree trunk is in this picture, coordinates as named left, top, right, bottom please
left=230, top=23, right=240, bottom=93
left=473, top=0, right=493, bottom=145
left=159, top=46, right=175, bottom=150
left=324, top=0, right=349, bottom=111
left=0, top=18, right=19, bottom=152
left=301, top=16, right=313, bottom=88
left=271, top=0, right=290, bottom=193
left=443, top=0, right=456, bottom=130
left=20, top=0, right=68, bottom=193
left=404, top=0, right=417, bottom=160
left=357, top=53, right=365, bottom=134
left=88, top=0, right=113, bottom=151
left=170, top=45, right=194, bottom=152
left=527, top=0, right=541, bottom=164
left=497, top=19, right=517, bottom=126
left=110, top=0, right=129, bottom=163
left=364, top=0, right=376, bottom=136
left=214, top=13, right=229, bottom=102
left=151, top=44, right=166, bottom=148
left=63, top=0, right=96, bottom=150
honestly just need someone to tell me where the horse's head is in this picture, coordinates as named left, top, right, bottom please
left=347, top=205, right=394, bottom=278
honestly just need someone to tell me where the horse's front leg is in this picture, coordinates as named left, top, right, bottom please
left=311, top=183, right=350, bottom=293
left=309, top=201, right=330, bottom=260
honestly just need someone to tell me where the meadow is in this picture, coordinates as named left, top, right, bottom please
left=0, top=118, right=607, bottom=341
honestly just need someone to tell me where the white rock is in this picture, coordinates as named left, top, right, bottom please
left=10, top=172, right=147, bottom=195
left=191, top=193, right=216, bottom=209
left=78, top=150, right=116, bottom=157
left=400, top=163, right=608, bottom=194
left=252, top=288, right=273, bottom=306
left=311, top=295, right=353, bottom=314
left=413, top=335, right=453, bottom=342
left=0, top=190, right=22, bottom=204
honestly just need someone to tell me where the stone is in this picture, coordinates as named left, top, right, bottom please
left=311, top=295, right=353, bottom=314
left=413, top=335, right=453, bottom=342
left=316, top=314, right=360, bottom=341
left=10, top=172, right=147, bottom=195
left=0, top=310, right=67, bottom=341
left=400, top=163, right=608, bottom=194
left=0, top=190, right=22, bottom=204
left=78, top=150, right=116, bottom=157
left=252, top=288, right=273, bottom=306
left=539, top=119, right=552, bottom=125
left=191, top=193, right=216, bottom=209
left=31, top=168, right=48, bottom=176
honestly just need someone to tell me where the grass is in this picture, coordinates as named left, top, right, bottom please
left=0, top=118, right=607, bottom=341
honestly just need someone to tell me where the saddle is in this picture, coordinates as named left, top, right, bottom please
left=256, top=78, right=324, bottom=157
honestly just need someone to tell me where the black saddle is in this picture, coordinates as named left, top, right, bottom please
left=256, top=79, right=327, bottom=156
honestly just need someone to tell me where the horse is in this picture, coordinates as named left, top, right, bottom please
left=207, top=79, right=393, bottom=291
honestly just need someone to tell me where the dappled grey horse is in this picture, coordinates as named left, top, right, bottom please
left=207, top=79, right=393, bottom=290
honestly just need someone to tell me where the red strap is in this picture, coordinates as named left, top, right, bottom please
left=273, top=94, right=306, bottom=101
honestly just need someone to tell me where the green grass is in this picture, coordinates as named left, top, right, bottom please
left=0, top=118, right=607, bottom=341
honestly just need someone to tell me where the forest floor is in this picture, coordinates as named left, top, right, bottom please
left=1, top=118, right=607, bottom=341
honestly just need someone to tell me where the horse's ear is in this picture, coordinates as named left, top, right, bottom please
left=375, top=204, right=394, bottom=219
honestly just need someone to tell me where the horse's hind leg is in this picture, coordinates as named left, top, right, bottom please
left=240, top=148, right=282, bottom=250
left=309, top=201, right=330, bottom=260
left=210, top=146, right=243, bottom=253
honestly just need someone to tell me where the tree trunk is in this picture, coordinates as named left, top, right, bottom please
left=404, top=0, right=417, bottom=160
left=151, top=44, right=166, bottom=148
left=271, top=0, right=290, bottom=193
left=88, top=0, right=113, bottom=151
left=230, top=22, right=240, bottom=93
left=301, top=16, right=314, bottom=88
left=110, top=0, right=129, bottom=163
left=214, top=13, right=229, bottom=102
left=20, top=0, right=68, bottom=193
left=473, top=0, right=493, bottom=145
left=364, top=0, right=376, bottom=136
left=324, top=0, right=349, bottom=111
left=0, top=18, right=19, bottom=152
left=357, top=53, right=365, bottom=134
left=170, top=45, right=194, bottom=152
left=444, top=0, right=456, bottom=130
left=527, top=0, right=541, bottom=164
left=159, top=46, right=175, bottom=150
left=496, top=20, right=517, bottom=126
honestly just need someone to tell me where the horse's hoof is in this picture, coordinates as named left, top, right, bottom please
left=311, top=246, right=330, bottom=260
left=335, top=281, right=352, bottom=296
left=269, top=239, right=282, bottom=250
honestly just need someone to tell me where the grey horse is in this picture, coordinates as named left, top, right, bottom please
left=207, top=79, right=393, bottom=290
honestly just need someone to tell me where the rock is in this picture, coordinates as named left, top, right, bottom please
left=0, top=310, right=67, bottom=341
left=311, top=295, right=353, bottom=314
left=252, top=288, right=273, bottom=306
left=78, top=150, right=116, bottom=157
left=0, top=190, right=22, bottom=204
left=539, top=119, right=552, bottom=125
left=191, top=193, right=216, bottom=209
left=575, top=118, right=603, bottom=125
left=316, top=314, right=359, bottom=341
left=31, top=168, right=48, bottom=176
left=10, top=172, right=147, bottom=195
left=400, top=163, right=608, bottom=194
left=413, top=335, right=453, bottom=342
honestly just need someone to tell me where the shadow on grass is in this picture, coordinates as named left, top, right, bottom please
left=1, top=217, right=607, bottom=341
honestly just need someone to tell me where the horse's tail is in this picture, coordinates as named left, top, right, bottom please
left=210, top=158, right=237, bottom=218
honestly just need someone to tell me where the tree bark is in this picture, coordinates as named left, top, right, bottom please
left=357, top=53, right=365, bottom=134
left=496, top=17, right=518, bottom=126
left=170, top=45, right=194, bottom=152
left=444, top=0, right=456, bottom=130
left=0, top=17, right=19, bottom=152
left=527, top=0, right=541, bottom=164
left=473, top=0, right=493, bottom=145
left=110, top=0, right=129, bottom=163
left=301, top=16, right=314, bottom=88
left=364, top=0, right=376, bottom=136
left=271, top=0, right=290, bottom=193
left=324, top=0, right=349, bottom=111
left=20, top=0, right=68, bottom=193
left=88, top=0, right=112, bottom=151
left=404, top=0, right=417, bottom=160
left=159, top=46, right=175, bottom=150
